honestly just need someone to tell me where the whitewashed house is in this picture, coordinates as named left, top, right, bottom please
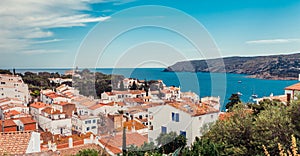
left=148, top=99, right=220, bottom=146
left=72, top=115, right=99, bottom=135
left=38, top=107, right=72, bottom=136
left=0, top=74, right=30, bottom=104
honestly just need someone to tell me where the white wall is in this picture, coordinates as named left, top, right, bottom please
left=148, top=105, right=219, bottom=146
left=26, top=131, right=41, bottom=154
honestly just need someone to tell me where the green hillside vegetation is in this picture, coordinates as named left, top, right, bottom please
left=164, top=53, right=300, bottom=80
left=119, top=99, right=300, bottom=156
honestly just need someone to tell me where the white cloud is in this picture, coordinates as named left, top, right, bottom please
left=0, top=0, right=111, bottom=53
left=246, top=38, right=300, bottom=44
left=22, top=49, right=63, bottom=55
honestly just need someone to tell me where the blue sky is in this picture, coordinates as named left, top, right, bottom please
left=1, top=0, right=300, bottom=68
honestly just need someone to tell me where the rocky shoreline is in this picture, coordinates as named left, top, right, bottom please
left=164, top=53, right=300, bottom=81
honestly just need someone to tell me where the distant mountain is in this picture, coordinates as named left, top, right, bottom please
left=163, top=53, right=300, bottom=80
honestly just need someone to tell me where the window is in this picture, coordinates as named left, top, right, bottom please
left=91, top=126, right=96, bottom=129
left=180, top=131, right=186, bottom=138
left=85, top=120, right=91, bottom=124
left=172, top=112, right=175, bottom=121
left=175, top=113, right=179, bottom=122
left=86, top=127, right=90, bottom=131
left=1, top=82, right=5, bottom=85
left=211, top=115, right=214, bottom=119
left=161, top=126, right=167, bottom=134
left=172, top=112, right=179, bottom=122
left=199, top=117, right=202, bottom=120
left=139, top=115, right=143, bottom=119
left=93, top=119, right=96, bottom=123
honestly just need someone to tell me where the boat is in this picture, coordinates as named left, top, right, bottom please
left=238, top=80, right=242, bottom=83
left=237, top=92, right=242, bottom=96
left=251, top=94, right=258, bottom=98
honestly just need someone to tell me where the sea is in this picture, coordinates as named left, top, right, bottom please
left=15, top=68, right=298, bottom=111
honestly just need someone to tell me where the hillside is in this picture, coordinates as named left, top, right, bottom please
left=163, top=53, right=300, bottom=80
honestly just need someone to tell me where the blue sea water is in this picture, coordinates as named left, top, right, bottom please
left=15, top=68, right=297, bottom=110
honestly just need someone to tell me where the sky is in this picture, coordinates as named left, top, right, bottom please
left=1, top=0, right=300, bottom=68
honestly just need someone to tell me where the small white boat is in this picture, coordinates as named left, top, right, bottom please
left=251, top=94, right=258, bottom=98
left=237, top=92, right=243, bottom=96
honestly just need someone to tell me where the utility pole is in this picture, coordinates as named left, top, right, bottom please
left=122, top=126, right=127, bottom=155
left=2, top=114, right=5, bottom=132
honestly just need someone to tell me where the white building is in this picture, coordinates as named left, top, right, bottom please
left=72, top=115, right=99, bottom=135
left=38, top=107, right=72, bottom=136
left=48, top=78, right=72, bottom=84
left=29, top=102, right=51, bottom=121
left=148, top=99, right=220, bottom=146
left=0, top=74, right=30, bottom=104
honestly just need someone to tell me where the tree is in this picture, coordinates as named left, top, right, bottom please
left=0, top=69, right=12, bottom=75
left=75, top=149, right=98, bottom=156
left=225, top=93, right=241, bottom=111
left=204, top=104, right=253, bottom=155
left=182, top=137, right=222, bottom=156
left=203, top=103, right=296, bottom=156
left=130, top=81, right=138, bottom=90
left=156, top=132, right=186, bottom=154
left=119, top=80, right=125, bottom=91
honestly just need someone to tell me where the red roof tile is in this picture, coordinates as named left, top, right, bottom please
left=19, top=117, right=36, bottom=125
left=0, top=131, right=33, bottom=155
left=285, top=82, right=300, bottom=91
left=0, top=119, right=17, bottom=127
left=30, top=102, right=50, bottom=109
left=99, top=132, right=147, bottom=150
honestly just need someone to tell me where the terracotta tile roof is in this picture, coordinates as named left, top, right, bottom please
left=46, top=93, right=64, bottom=99
left=285, top=82, right=300, bottom=91
left=30, top=102, right=50, bottom=109
left=167, top=101, right=219, bottom=117
left=4, top=110, right=21, bottom=117
left=124, top=98, right=144, bottom=104
left=0, top=131, right=33, bottom=155
left=129, top=90, right=146, bottom=94
left=0, top=97, right=11, bottom=103
left=0, top=119, right=17, bottom=127
left=99, top=139, right=122, bottom=154
left=54, top=101, right=73, bottom=106
left=19, top=117, right=36, bottom=125
left=0, top=103, right=26, bottom=110
left=116, top=102, right=125, bottom=106
left=99, top=132, right=147, bottom=153
left=124, top=120, right=147, bottom=131
left=88, top=103, right=105, bottom=110
left=42, top=107, right=62, bottom=115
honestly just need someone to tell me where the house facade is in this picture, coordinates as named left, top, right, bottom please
left=148, top=102, right=220, bottom=146
left=0, top=74, right=30, bottom=104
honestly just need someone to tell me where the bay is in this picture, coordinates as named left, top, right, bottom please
left=15, top=68, right=297, bottom=111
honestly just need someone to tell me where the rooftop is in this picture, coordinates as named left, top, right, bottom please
left=19, top=117, right=37, bottom=125
left=0, top=119, right=17, bottom=127
left=167, top=100, right=219, bottom=117
left=285, top=82, right=300, bottom=91
left=99, top=132, right=147, bottom=153
left=30, top=102, right=50, bottom=109
left=0, top=131, right=33, bottom=155
left=124, top=120, right=147, bottom=131
left=42, top=107, right=63, bottom=115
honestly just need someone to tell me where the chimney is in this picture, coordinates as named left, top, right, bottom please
left=287, top=93, right=291, bottom=106
left=68, top=137, right=73, bottom=148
